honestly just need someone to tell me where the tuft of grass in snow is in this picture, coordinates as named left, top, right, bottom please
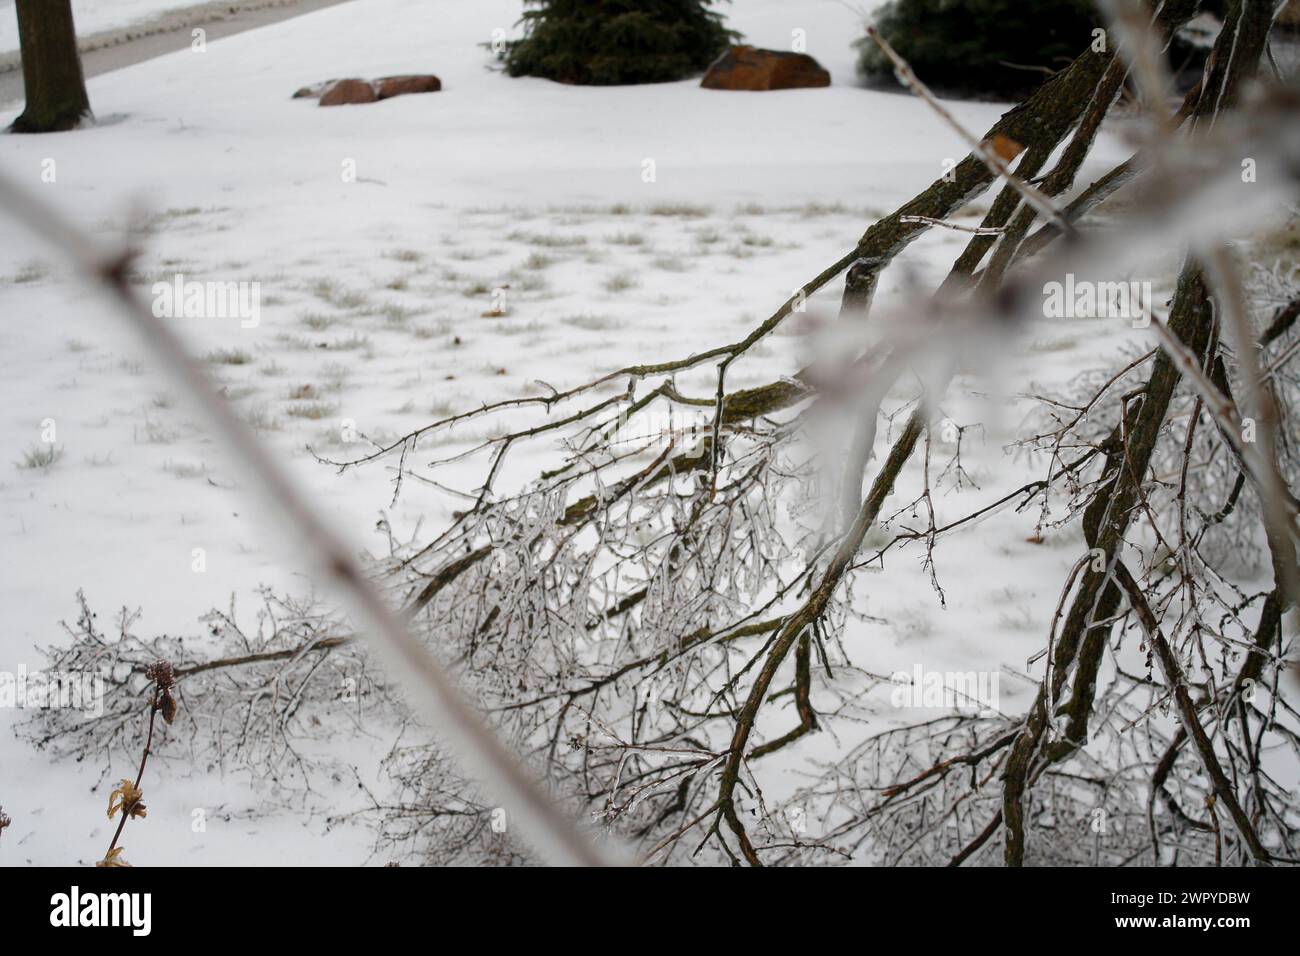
left=300, top=312, right=335, bottom=331
left=997, top=605, right=1036, bottom=631
left=275, top=333, right=314, bottom=351
left=994, top=585, right=1032, bottom=605
left=449, top=247, right=501, bottom=261
left=285, top=400, right=338, bottom=421
left=649, top=202, right=710, bottom=218
left=509, top=272, right=549, bottom=293
left=162, top=460, right=207, bottom=479
left=12, top=261, right=49, bottom=284
left=320, top=362, right=350, bottom=392
left=16, top=444, right=62, bottom=471
left=1028, top=335, right=1079, bottom=353
left=140, top=206, right=205, bottom=232
left=603, top=271, right=640, bottom=294
left=381, top=303, right=418, bottom=326
left=206, top=347, right=254, bottom=366
left=893, top=607, right=935, bottom=642
left=429, top=396, right=462, bottom=418
left=563, top=314, right=620, bottom=331
left=496, top=319, right=544, bottom=336
left=330, top=333, right=372, bottom=353
left=412, top=321, right=452, bottom=340
left=546, top=203, right=630, bottom=218
left=797, top=201, right=849, bottom=218
left=136, top=420, right=178, bottom=445
left=310, top=278, right=370, bottom=310
left=507, top=231, right=587, bottom=248
left=243, top=404, right=281, bottom=431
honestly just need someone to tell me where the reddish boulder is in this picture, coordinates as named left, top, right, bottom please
left=318, top=78, right=378, bottom=106
left=701, top=46, right=830, bottom=91
left=374, top=74, right=442, bottom=99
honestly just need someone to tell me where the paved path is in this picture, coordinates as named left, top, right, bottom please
left=1, top=0, right=352, bottom=107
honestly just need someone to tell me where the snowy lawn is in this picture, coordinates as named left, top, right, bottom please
left=0, top=0, right=1160, bottom=865
left=0, top=0, right=301, bottom=54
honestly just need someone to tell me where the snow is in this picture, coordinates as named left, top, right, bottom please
left=0, top=0, right=1151, bottom=865
left=0, top=0, right=227, bottom=53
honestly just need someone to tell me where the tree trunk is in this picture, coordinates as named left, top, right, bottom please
left=10, top=0, right=92, bottom=133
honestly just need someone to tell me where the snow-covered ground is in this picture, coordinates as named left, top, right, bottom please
left=0, top=0, right=1162, bottom=866
left=0, top=0, right=292, bottom=54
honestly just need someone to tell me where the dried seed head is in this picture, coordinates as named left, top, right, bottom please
left=144, top=660, right=176, bottom=692
left=107, top=779, right=146, bottom=821
left=159, top=689, right=178, bottom=725
left=0, top=807, right=11, bottom=832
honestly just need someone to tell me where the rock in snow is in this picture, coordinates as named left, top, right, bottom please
left=318, top=78, right=379, bottom=106
left=700, top=46, right=830, bottom=91
left=374, top=74, right=443, bottom=98
left=304, top=75, right=442, bottom=106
